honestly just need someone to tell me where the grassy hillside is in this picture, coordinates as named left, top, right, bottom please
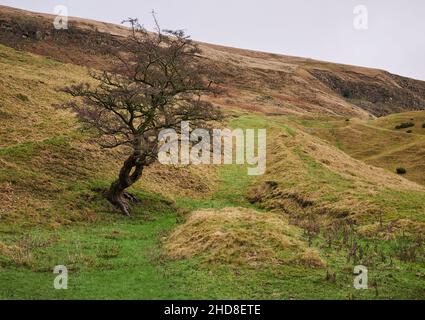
left=1, top=44, right=424, bottom=299
left=0, top=44, right=218, bottom=227
left=292, top=112, right=425, bottom=186
left=2, top=5, right=425, bottom=119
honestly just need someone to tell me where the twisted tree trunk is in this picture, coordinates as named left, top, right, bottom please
left=107, top=154, right=145, bottom=216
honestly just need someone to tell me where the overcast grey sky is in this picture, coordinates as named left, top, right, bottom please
left=2, top=0, right=425, bottom=80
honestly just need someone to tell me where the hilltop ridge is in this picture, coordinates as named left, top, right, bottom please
left=1, top=5, right=425, bottom=119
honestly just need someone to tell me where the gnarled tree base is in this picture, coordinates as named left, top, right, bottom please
left=107, top=186, right=140, bottom=217
left=107, top=154, right=145, bottom=216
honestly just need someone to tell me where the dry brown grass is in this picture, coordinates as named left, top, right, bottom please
left=0, top=44, right=218, bottom=226
left=2, top=5, right=425, bottom=121
left=357, top=219, right=425, bottom=240
left=292, top=112, right=425, bottom=186
left=141, top=163, right=218, bottom=200
left=373, top=111, right=425, bottom=135
left=164, top=207, right=326, bottom=268
left=247, top=118, right=425, bottom=227
left=0, top=241, right=34, bottom=267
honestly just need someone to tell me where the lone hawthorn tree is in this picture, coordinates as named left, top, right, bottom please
left=63, top=18, right=221, bottom=216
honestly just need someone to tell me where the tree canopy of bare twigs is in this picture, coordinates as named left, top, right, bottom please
left=62, top=16, right=222, bottom=216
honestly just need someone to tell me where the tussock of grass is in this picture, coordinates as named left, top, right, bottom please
left=357, top=218, right=425, bottom=239
left=0, top=241, right=34, bottom=267
left=164, top=207, right=326, bottom=268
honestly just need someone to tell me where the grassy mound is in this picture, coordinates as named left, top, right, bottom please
left=164, top=207, right=325, bottom=268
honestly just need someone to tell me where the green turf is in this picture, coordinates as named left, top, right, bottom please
left=1, top=115, right=424, bottom=300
